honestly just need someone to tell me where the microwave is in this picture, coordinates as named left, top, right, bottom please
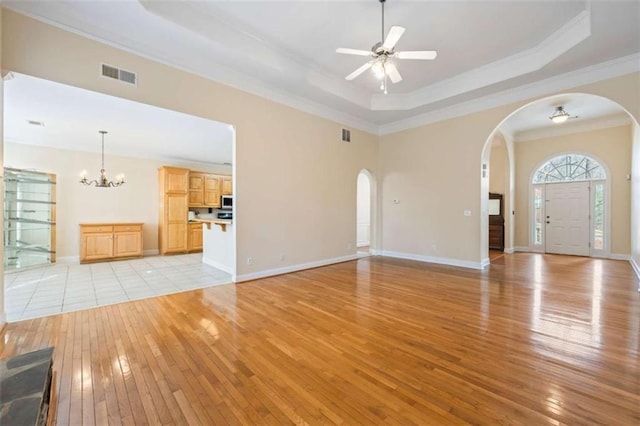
left=220, top=195, right=233, bottom=210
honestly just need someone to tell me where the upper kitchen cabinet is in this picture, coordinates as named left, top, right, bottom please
left=188, top=172, right=231, bottom=208
left=203, top=175, right=221, bottom=208
left=221, top=176, right=232, bottom=196
left=159, top=167, right=189, bottom=254
left=188, top=173, right=204, bottom=207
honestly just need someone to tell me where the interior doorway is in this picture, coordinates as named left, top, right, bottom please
left=357, top=170, right=372, bottom=255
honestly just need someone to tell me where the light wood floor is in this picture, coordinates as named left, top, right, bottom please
left=1, top=253, right=639, bottom=425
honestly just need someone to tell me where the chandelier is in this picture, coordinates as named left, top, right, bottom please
left=79, top=131, right=125, bottom=187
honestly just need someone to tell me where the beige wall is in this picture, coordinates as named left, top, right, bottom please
left=379, top=74, right=639, bottom=265
left=513, top=125, right=632, bottom=254
left=1, top=10, right=379, bottom=279
left=632, top=123, right=640, bottom=273
left=1, top=8, right=639, bottom=287
left=489, top=139, right=508, bottom=195
left=5, top=142, right=230, bottom=259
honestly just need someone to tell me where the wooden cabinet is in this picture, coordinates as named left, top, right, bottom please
left=188, top=222, right=203, bottom=252
left=188, top=173, right=204, bottom=207
left=80, top=223, right=143, bottom=263
left=188, top=172, right=230, bottom=208
left=159, top=167, right=189, bottom=254
left=489, top=193, right=505, bottom=251
left=221, top=176, right=232, bottom=196
left=203, top=175, right=221, bottom=207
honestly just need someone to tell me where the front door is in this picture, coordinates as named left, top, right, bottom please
left=545, top=182, right=590, bottom=256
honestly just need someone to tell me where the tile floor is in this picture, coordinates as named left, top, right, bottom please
left=4, top=254, right=232, bottom=322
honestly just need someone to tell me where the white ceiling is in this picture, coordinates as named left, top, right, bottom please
left=4, top=73, right=234, bottom=164
left=3, top=1, right=639, bottom=134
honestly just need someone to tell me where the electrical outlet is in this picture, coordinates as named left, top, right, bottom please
left=432, top=244, right=437, bottom=251
left=247, top=257, right=253, bottom=265
left=279, top=254, right=285, bottom=262
left=347, top=243, right=352, bottom=250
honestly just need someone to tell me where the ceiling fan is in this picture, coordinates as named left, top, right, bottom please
left=336, top=0, right=437, bottom=94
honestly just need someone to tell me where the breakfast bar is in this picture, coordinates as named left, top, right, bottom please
left=194, top=218, right=235, bottom=274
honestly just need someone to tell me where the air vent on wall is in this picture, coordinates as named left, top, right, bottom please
left=27, top=120, right=44, bottom=127
left=101, top=63, right=137, bottom=86
left=341, top=128, right=351, bottom=142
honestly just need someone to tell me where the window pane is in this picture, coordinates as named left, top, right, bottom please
left=532, top=154, right=605, bottom=183
left=594, top=183, right=604, bottom=250
left=534, top=186, right=543, bottom=245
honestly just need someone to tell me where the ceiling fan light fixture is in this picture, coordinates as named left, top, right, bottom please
left=372, top=60, right=386, bottom=79
left=550, top=106, right=570, bottom=124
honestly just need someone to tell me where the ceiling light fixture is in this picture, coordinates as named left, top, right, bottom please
left=549, top=106, right=571, bottom=124
left=79, top=131, right=125, bottom=187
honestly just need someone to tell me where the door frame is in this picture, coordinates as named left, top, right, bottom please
left=528, top=152, right=611, bottom=257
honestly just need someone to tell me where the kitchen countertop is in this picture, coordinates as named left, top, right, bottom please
left=191, top=218, right=232, bottom=232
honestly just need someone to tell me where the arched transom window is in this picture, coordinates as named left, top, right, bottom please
left=532, top=154, right=606, bottom=183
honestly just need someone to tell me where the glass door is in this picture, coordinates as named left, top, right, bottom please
left=4, top=168, right=57, bottom=270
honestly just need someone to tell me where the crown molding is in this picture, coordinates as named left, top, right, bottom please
left=514, top=113, right=631, bottom=142
left=3, top=5, right=638, bottom=138
left=378, top=53, right=640, bottom=135
left=1, top=4, right=380, bottom=135
left=372, top=7, right=591, bottom=111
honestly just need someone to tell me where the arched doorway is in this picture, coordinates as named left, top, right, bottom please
left=357, top=170, right=375, bottom=256
left=480, top=93, right=638, bottom=264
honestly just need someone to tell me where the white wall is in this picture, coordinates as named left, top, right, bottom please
left=356, top=172, right=371, bottom=247
left=5, top=142, right=230, bottom=259
left=631, top=122, right=640, bottom=278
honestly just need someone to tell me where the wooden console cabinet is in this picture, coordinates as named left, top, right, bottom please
left=80, top=223, right=143, bottom=263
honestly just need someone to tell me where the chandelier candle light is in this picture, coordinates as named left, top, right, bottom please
left=79, top=131, right=126, bottom=187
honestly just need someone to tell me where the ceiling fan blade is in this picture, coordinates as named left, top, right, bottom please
left=395, top=50, right=438, bottom=60
left=383, top=26, right=405, bottom=50
left=336, top=48, right=372, bottom=57
left=345, top=62, right=372, bottom=81
left=386, top=63, right=403, bottom=84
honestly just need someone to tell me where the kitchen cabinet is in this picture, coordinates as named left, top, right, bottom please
left=221, top=176, right=232, bottom=196
left=188, top=222, right=203, bottom=252
left=188, top=173, right=204, bottom=207
left=80, top=223, right=143, bottom=263
left=188, top=172, right=230, bottom=208
left=204, top=175, right=221, bottom=207
left=159, top=167, right=189, bottom=254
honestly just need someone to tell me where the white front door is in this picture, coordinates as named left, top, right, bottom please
left=545, top=182, right=590, bottom=256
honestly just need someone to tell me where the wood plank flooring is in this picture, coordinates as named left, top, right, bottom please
left=1, top=253, right=639, bottom=425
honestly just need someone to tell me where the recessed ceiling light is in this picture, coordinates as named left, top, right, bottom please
left=26, top=120, right=45, bottom=127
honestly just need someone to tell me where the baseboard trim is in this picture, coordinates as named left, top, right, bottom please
left=514, top=246, right=544, bottom=253
left=380, top=250, right=485, bottom=270
left=630, top=257, right=640, bottom=283
left=609, top=253, right=630, bottom=261
left=235, top=254, right=360, bottom=283
left=504, top=247, right=515, bottom=254
left=143, top=249, right=160, bottom=256
left=202, top=258, right=234, bottom=275
left=481, top=257, right=490, bottom=268
left=56, top=256, right=80, bottom=264
left=370, top=249, right=382, bottom=256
